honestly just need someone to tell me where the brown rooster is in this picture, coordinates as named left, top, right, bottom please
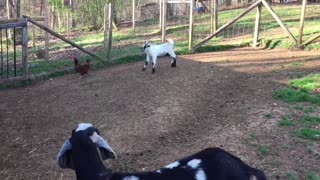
left=73, top=57, right=90, bottom=78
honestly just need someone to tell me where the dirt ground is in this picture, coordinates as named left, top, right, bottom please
left=0, top=47, right=319, bottom=180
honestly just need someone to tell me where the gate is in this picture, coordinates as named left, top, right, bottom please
left=0, top=18, right=28, bottom=82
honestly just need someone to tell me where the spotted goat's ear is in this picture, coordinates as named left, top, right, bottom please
left=57, top=123, right=116, bottom=169
left=57, top=139, right=74, bottom=169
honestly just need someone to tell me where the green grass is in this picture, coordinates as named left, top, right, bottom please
left=300, top=116, right=320, bottom=126
left=279, top=118, right=294, bottom=127
left=287, top=172, right=299, bottom=180
left=274, top=74, right=320, bottom=105
left=306, top=171, right=320, bottom=180
left=273, top=88, right=311, bottom=103
left=290, top=74, right=320, bottom=92
left=287, top=62, right=305, bottom=69
left=282, top=144, right=289, bottom=150
left=264, top=113, right=273, bottom=119
left=298, top=128, right=320, bottom=140
left=259, top=145, right=270, bottom=155
left=249, top=133, right=257, bottom=139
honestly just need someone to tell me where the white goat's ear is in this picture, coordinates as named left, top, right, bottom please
left=96, top=134, right=116, bottom=160
left=57, top=140, right=75, bottom=169
left=249, top=175, right=258, bottom=180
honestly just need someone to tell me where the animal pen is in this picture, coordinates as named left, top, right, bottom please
left=0, top=0, right=319, bottom=83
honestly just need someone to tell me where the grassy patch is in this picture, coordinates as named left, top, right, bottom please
left=287, top=172, right=299, bottom=180
left=279, top=118, right=294, bottom=127
left=287, top=62, right=305, bottom=69
left=259, top=145, right=270, bottom=155
left=282, top=144, right=289, bottom=150
left=290, top=74, right=320, bottom=92
left=273, top=88, right=311, bottom=103
left=249, top=134, right=257, bottom=139
left=273, top=74, right=320, bottom=105
left=298, top=128, right=320, bottom=140
left=306, top=171, right=320, bottom=180
left=300, top=116, right=320, bottom=126
left=0, top=79, right=34, bottom=90
left=264, top=113, right=273, bottom=119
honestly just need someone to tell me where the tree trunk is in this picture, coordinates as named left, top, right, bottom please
left=16, top=0, right=21, bottom=18
left=6, top=0, right=14, bottom=38
left=40, top=0, right=44, bottom=15
left=7, top=0, right=14, bottom=19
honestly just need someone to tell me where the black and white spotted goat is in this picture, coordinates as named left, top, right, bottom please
left=142, top=39, right=177, bottom=73
left=57, top=123, right=267, bottom=180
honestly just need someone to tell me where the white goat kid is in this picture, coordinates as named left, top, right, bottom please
left=143, top=39, right=177, bottom=73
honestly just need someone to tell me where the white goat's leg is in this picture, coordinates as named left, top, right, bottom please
left=142, top=55, right=151, bottom=71
left=152, top=56, right=157, bottom=74
left=169, top=51, right=177, bottom=67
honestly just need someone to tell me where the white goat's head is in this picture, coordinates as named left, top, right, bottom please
left=143, top=40, right=151, bottom=52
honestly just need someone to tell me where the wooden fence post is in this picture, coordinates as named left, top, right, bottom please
left=189, top=0, right=195, bottom=51
left=132, top=0, right=136, bottom=30
left=162, top=0, right=167, bottom=42
left=253, top=4, right=262, bottom=47
left=211, top=0, right=218, bottom=33
left=104, top=4, right=108, bottom=49
left=22, top=18, right=29, bottom=79
left=298, top=0, right=307, bottom=47
left=44, top=5, right=50, bottom=60
left=106, top=3, right=113, bottom=61
left=67, top=12, right=70, bottom=38
left=159, top=0, right=162, bottom=31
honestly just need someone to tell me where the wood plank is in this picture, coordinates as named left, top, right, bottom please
left=302, top=33, right=320, bottom=46
left=0, top=17, right=45, bottom=24
left=25, top=16, right=106, bottom=64
left=193, top=0, right=262, bottom=50
left=0, top=22, right=27, bottom=30
left=261, top=0, right=297, bottom=44
left=167, top=0, right=191, bottom=3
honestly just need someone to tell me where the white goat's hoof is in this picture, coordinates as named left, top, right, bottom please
left=152, top=68, right=156, bottom=74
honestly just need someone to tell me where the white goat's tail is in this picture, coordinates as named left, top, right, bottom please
left=167, top=39, right=174, bottom=46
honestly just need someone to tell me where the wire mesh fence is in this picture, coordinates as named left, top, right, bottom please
left=1, top=0, right=320, bottom=82
left=193, top=0, right=320, bottom=48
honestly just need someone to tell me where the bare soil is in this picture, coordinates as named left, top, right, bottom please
left=0, top=48, right=319, bottom=180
